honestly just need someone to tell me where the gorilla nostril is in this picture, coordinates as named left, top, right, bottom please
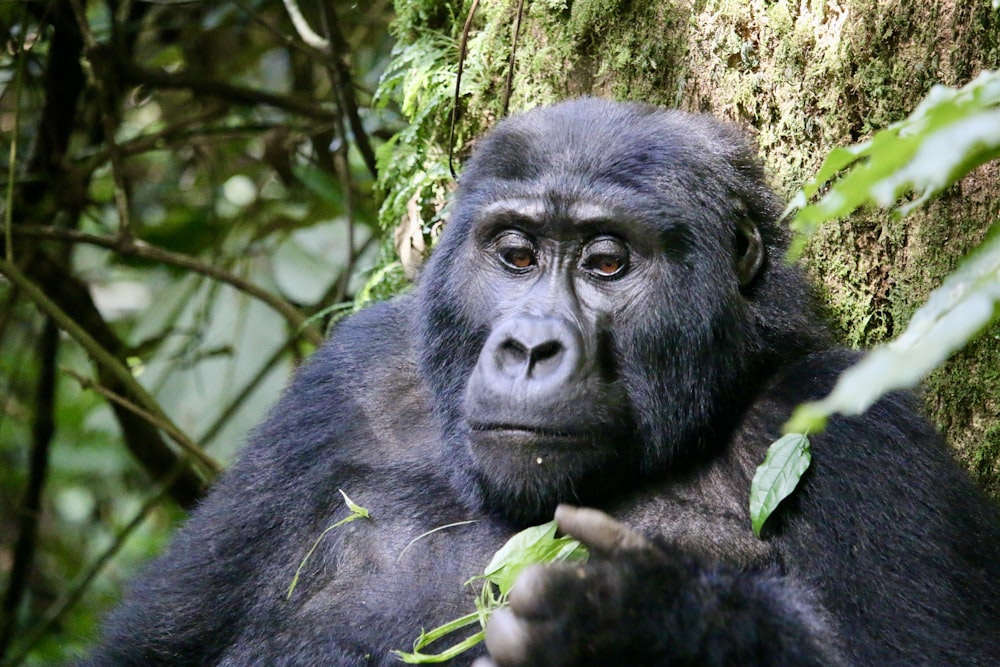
left=498, top=339, right=529, bottom=365
left=530, top=340, right=563, bottom=363
left=527, top=340, right=564, bottom=376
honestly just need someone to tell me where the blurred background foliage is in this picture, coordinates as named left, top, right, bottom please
left=0, top=1, right=396, bottom=662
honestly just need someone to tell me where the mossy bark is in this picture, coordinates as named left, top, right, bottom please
left=387, top=0, right=1000, bottom=495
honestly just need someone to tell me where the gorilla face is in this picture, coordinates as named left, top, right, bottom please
left=460, top=197, right=639, bottom=501
left=418, top=99, right=776, bottom=523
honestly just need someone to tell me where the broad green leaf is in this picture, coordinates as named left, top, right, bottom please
left=394, top=520, right=588, bottom=662
left=477, top=520, right=587, bottom=594
left=750, top=433, right=812, bottom=537
left=785, top=70, right=1000, bottom=257
left=790, top=221, right=1000, bottom=424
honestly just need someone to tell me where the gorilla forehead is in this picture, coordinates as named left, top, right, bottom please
left=459, top=98, right=757, bottom=199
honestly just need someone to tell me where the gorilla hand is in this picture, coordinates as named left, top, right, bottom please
left=476, top=505, right=668, bottom=667
left=475, top=505, right=846, bottom=667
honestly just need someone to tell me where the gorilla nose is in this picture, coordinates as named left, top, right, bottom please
left=489, top=316, right=582, bottom=385
left=498, top=338, right=563, bottom=377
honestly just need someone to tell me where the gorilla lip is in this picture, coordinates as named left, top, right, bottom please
left=469, top=422, right=594, bottom=440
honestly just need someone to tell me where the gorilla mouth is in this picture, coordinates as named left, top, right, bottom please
left=470, top=422, right=595, bottom=442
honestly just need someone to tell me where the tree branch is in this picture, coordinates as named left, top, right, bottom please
left=281, top=0, right=330, bottom=50
left=5, top=457, right=192, bottom=667
left=0, top=252, right=218, bottom=500
left=12, top=225, right=324, bottom=346
left=120, top=61, right=339, bottom=122
left=0, top=319, right=58, bottom=661
left=321, top=4, right=378, bottom=179
left=9, top=0, right=207, bottom=507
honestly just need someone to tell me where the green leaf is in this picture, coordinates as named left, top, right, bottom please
left=338, top=489, right=370, bottom=520
left=286, top=490, right=370, bottom=598
left=750, top=433, right=812, bottom=537
left=476, top=520, right=587, bottom=594
left=785, top=69, right=1000, bottom=256
left=394, top=520, right=589, bottom=661
left=791, top=221, right=1000, bottom=423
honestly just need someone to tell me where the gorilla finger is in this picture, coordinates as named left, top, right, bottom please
left=506, top=563, right=595, bottom=619
left=555, top=504, right=650, bottom=556
left=485, top=607, right=532, bottom=666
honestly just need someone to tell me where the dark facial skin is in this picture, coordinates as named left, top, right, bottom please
left=462, top=198, right=646, bottom=509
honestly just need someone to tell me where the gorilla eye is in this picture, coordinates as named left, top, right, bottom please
left=581, top=237, right=629, bottom=279
left=494, top=231, right=538, bottom=272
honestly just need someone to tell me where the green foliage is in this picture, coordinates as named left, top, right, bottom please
left=753, top=70, right=1000, bottom=528
left=394, top=520, right=588, bottom=663
left=786, top=70, right=1000, bottom=257
left=749, top=433, right=811, bottom=537
left=782, top=70, right=1000, bottom=427
left=0, top=2, right=394, bottom=661
left=788, top=220, right=1000, bottom=432
left=372, top=30, right=457, bottom=263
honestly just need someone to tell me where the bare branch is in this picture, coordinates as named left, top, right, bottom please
left=6, top=458, right=191, bottom=667
left=12, top=225, right=325, bottom=347
left=281, top=0, right=331, bottom=51
left=0, top=320, right=58, bottom=660
left=0, top=258, right=222, bottom=476
left=120, top=62, right=339, bottom=121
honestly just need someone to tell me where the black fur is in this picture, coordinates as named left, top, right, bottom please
left=82, top=99, right=1000, bottom=666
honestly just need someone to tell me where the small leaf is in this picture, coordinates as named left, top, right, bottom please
left=286, top=490, right=370, bottom=598
left=750, top=433, right=812, bottom=537
left=792, top=221, right=1000, bottom=425
left=339, top=489, right=370, bottom=520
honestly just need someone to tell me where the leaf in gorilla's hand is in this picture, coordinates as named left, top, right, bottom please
left=749, top=434, right=811, bottom=537
left=393, top=520, right=589, bottom=663
left=476, top=520, right=588, bottom=593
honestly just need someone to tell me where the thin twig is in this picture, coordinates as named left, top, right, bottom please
left=449, top=0, right=481, bottom=180
left=0, top=320, right=58, bottom=661
left=502, top=0, right=527, bottom=118
left=231, top=0, right=333, bottom=67
left=0, top=258, right=222, bottom=475
left=67, top=0, right=134, bottom=241
left=321, top=4, right=378, bottom=179
left=11, top=225, right=324, bottom=346
left=197, top=339, right=294, bottom=449
left=120, top=62, right=339, bottom=121
left=63, top=368, right=220, bottom=475
left=4, top=4, right=29, bottom=262
left=281, top=0, right=330, bottom=51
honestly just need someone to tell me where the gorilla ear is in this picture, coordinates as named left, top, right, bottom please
left=735, top=218, right=765, bottom=289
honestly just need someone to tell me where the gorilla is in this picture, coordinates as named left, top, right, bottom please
left=83, top=99, right=1000, bottom=666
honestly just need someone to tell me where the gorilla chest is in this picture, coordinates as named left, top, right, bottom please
left=303, top=513, right=508, bottom=645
